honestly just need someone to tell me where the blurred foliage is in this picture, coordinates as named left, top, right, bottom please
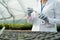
left=0, top=23, right=32, bottom=30
left=0, top=23, right=60, bottom=31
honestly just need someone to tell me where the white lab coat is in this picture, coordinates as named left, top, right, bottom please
left=29, top=0, right=60, bottom=32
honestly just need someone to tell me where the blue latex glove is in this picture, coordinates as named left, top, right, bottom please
left=39, top=14, right=49, bottom=23
left=27, top=8, right=33, bottom=16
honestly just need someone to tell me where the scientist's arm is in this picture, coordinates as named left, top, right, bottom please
left=27, top=8, right=34, bottom=24
left=27, top=8, right=50, bottom=24
left=48, top=18, right=60, bottom=24
left=47, top=2, right=60, bottom=24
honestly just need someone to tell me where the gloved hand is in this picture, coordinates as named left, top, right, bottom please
left=27, top=8, right=33, bottom=16
left=39, top=14, right=49, bottom=23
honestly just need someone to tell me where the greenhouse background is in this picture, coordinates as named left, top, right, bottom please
left=0, top=0, right=38, bottom=30
left=0, top=0, right=60, bottom=40
left=0, top=0, right=60, bottom=30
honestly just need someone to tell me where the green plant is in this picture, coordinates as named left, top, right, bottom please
left=0, top=23, right=32, bottom=30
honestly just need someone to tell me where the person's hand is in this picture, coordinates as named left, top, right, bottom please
left=39, top=14, right=49, bottom=23
left=27, top=8, right=33, bottom=16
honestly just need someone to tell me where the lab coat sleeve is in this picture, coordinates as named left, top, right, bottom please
left=48, top=2, right=60, bottom=25
left=48, top=18, right=60, bottom=24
